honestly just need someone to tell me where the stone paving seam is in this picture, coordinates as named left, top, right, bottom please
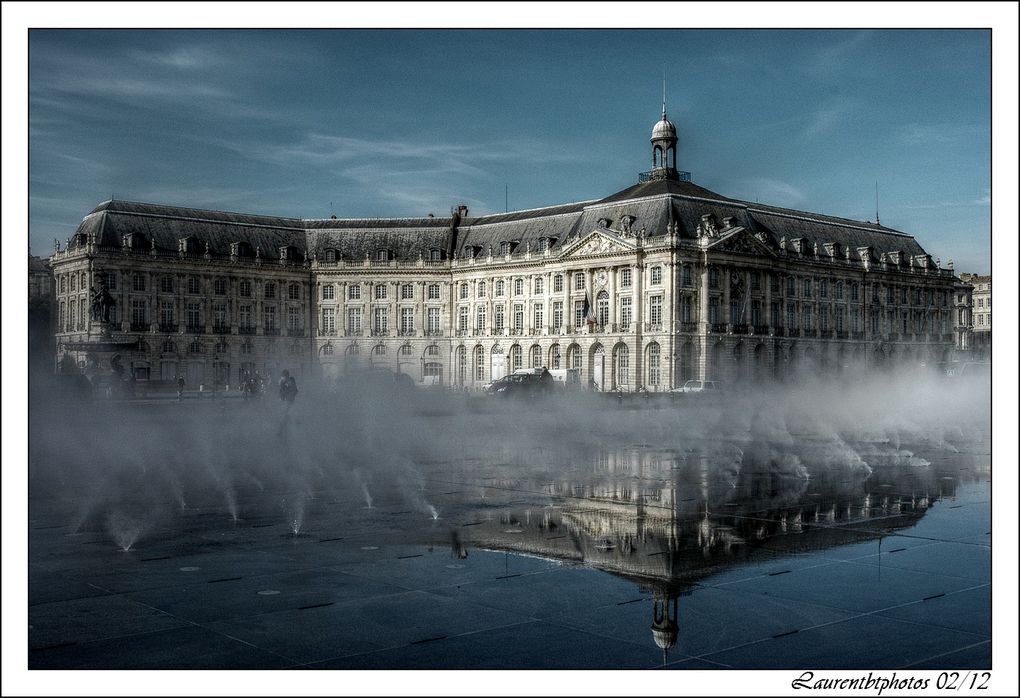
left=898, top=640, right=992, bottom=669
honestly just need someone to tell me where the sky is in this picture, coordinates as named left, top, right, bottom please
left=26, top=28, right=993, bottom=273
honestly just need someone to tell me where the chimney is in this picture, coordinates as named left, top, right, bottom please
left=457, top=205, right=469, bottom=218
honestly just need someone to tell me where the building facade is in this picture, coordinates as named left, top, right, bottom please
left=50, top=112, right=959, bottom=392
left=959, top=273, right=991, bottom=361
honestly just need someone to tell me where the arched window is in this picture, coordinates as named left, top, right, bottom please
left=161, top=340, right=177, bottom=354
left=495, top=280, right=505, bottom=297
left=373, top=344, right=387, bottom=356
left=460, top=283, right=469, bottom=299
left=530, top=344, right=542, bottom=368
left=475, top=345, right=485, bottom=380
left=647, top=342, right=660, bottom=387
left=510, top=344, right=522, bottom=372
left=189, top=340, right=204, bottom=354
left=614, top=344, right=629, bottom=386
left=425, top=344, right=440, bottom=357
left=322, top=344, right=334, bottom=356
left=457, top=345, right=467, bottom=384
left=596, top=291, right=609, bottom=327
left=477, top=281, right=486, bottom=298
left=549, top=343, right=561, bottom=369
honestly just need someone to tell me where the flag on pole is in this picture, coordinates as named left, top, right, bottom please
left=583, top=292, right=597, bottom=326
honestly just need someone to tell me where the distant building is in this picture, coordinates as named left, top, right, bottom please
left=952, top=276, right=974, bottom=359
left=29, top=254, right=55, bottom=375
left=49, top=110, right=960, bottom=392
left=959, top=273, right=991, bottom=361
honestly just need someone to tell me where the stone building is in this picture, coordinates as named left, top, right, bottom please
left=29, top=254, right=55, bottom=376
left=50, top=111, right=959, bottom=392
left=959, top=273, right=991, bottom=361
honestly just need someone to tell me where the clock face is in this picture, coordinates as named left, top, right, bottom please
left=596, top=271, right=607, bottom=286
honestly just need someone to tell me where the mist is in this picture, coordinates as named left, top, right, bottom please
left=28, top=368, right=990, bottom=556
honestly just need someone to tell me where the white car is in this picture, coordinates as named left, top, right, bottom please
left=673, top=380, right=721, bottom=394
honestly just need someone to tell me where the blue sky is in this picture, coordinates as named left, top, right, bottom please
left=29, top=29, right=991, bottom=272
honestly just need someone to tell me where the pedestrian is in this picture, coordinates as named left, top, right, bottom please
left=176, top=375, right=185, bottom=402
left=278, top=369, right=298, bottom=406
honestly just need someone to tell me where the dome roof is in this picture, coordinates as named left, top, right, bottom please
left=651, top=112, right=677, bottom=140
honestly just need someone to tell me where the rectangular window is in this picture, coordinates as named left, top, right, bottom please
left=288, top=283, right=300, bottom=300
left=161, top=275, right=174, bottom=293
left=214, top=278, right=226, bottom=295
left=751, top=301, right=761, bottom=327
left=321, top=308, right=335, bottom=334
left=621, top=269, right=632, bottom=288
left=836, top=282, right=844, bottom=300
left=494, top=305, right=505, bottom=331
left=401, top=284, right=414, bottom=300
left=574, top=272, right=585, bottom=291
left=427, top=307, right=440, bottom=333
left=106, top=272, right=117, bottom=290
left=836, top=307, right=845, bottom=332
left=709, top=298, right=719, bottom=325
left=375, top=284, right=387, bottom=300
left=730, top=300, right=741, bottom=326
left=770, top=273, right=779, bottom=293
left=553, top=301, right=563, bottom=330
left=787, top=276, right=796, bottom=296
left=288, top=306, right=301, bottom=332
left=888, top=287, right=895, bottom=304
left=534, top=303, right=544, bottom=331
left=534, top=277, right=544, bottom=294
left=851, top=283, right=860, bottom=302
left=239, top=280, right=252, bottom=297
left=263, top=305, right=277, bottom=331
left=649, top=296, right=662, bottom=326
left=186, top=302, right=202, bottom=330
left=264, top=282, right=276, bottom=300
left=851, top=308, right=860, bottom=332
left=459, top=306, right=469, bottom=331
left=427, top=283, right=440, bottom=300
left=553, top=275, right=563, bottom=293
left=751, top=271, right=760, bottom=291
left=820, top=307, right=829, bottom=332
left=239, top=304, right=253, bottom=330
left=459, top=283, right=469, bottom=300
left=804, top=305, right=813, bottom=330
left=574, top=300, right=584, bottom=327
left=401, top=307, right=414, bottom=334
left=513, top=304, right=524, bottom=330
left=621, top=297, right=632, bottom=327
left=514, top=278, right=524, bottom=296
left=160, top=301, right=175, bottom=327
left=132, top=299, right=147, bottom=327
left=322, top=284, right=335, bottom=300
left=650, top=266, right=662, bottom=285
left=476, top=306, right=486, bottom=331
left=682, top=266, right=692, bottom=287
left=681, top=296, right=692, bottom=324
left=374, top=307, right=388, bottom=332
left=188, top=276, right=201, bottom=294
left=787, top=303, right=797, bottom=330
left=803, top=278, right=812, bottom=298
left=348, top=284, right=361, bottom=300
left=347, top=307, right=362, bottom=334
left=820, top=279, right=828, bottom=298
left=771, top=303, right=780, bottom=329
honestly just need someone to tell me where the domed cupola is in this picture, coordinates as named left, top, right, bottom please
left=649, top=107, right=679, bottom=181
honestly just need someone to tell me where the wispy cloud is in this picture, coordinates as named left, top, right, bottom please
left=734, top=177, right=806, bottom=207
left=804, top=30, right=874, bottom=78
left=902, top=192, right=991, bottom=210
left=896, top=122, right=985, bottom=146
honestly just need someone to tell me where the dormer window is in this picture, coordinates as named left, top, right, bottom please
left=123, top=232, right=147, bottom=249
left=231, top=241, right=254, bottom=258
left=376, top=249, right=390, bottom=262
left=323, top=248, right=336, bottom=263
left=179, top=236, right=201, bottom=255
left=429, top=249, right=443, bottom=261
left=597, top=217, right=611, bottom=229
left=499, top=241, right=512, bottom=256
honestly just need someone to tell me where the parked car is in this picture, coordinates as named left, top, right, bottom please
left=671, top=380, right=722, bottom=394
left=483, top=372, right=546, bottom=397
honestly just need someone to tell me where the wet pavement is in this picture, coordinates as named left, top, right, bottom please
left=27, top=389, right=992, bottom=671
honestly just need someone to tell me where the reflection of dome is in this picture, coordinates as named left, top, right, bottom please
left=651, top=113, right=677, bottom=140
left=651, top=622, right=678, bottom=650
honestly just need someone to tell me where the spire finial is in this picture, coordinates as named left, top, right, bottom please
left=662, top=65, right=667, bottom=118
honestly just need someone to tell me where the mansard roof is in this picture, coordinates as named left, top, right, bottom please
left=70, top=175, right=934, bottom=263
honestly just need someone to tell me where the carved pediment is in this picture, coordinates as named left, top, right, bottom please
left=561, top=230, right=635, bottom=258
left=706, top=227, right=777, bottom=257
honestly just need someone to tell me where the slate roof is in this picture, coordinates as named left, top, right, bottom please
left=69, top=174, right=935, bottom=263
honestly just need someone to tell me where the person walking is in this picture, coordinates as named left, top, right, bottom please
left=278, top=369, right=298, bottom=406
left=176, top=375, right=185, bottom=402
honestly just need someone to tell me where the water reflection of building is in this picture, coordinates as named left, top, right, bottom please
left=49, top=110, right=958, bottom=393
left=448, top=446, right=946, bottom=662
